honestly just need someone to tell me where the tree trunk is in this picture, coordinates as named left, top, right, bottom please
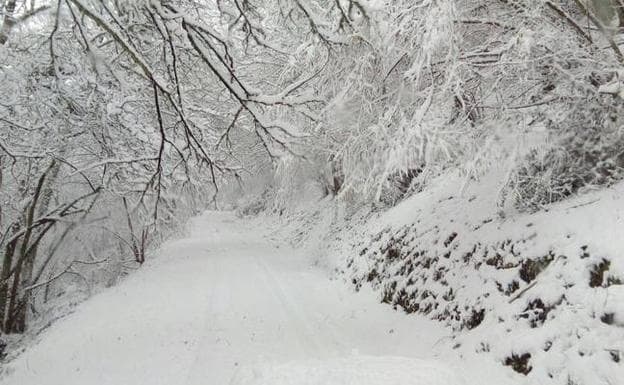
left=0, top=228, right=18, bottom=332
left=0, top=0, right=17, bottom=45
left=1, top=162, right=54, bottom=332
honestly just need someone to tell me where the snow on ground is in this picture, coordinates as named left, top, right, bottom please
left=230, top=355, right=462, bottom=385
left=0, top=211, right=520, bottom=385
left=338, top=171, right=624, bottom=385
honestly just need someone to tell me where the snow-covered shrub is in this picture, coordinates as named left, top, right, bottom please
left=237, top=189, right=272, bottom=217
left=378, top=167, right=425, bottom=207
left=270, top=0, right=624, bottom=211
left=509, top=96, right=624, bottom=211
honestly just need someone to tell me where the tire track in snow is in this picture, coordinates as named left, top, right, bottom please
left=183, top=248, right=222, bottom=385
left=252, top=253, right=327, bottom=357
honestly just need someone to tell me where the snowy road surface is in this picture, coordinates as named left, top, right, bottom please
left=0, top=212, right=519, bottom=385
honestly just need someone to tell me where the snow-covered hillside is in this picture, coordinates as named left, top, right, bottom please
left=278, top=172, right=624, bottom=385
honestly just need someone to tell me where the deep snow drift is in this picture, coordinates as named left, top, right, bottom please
left=0, top=211, right=521, bottom=385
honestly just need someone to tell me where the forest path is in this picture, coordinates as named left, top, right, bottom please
left=0, top=211, right=517, bottom=385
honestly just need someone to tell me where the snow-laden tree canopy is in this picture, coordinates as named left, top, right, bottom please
left=1, top=0, right=623, bottom=333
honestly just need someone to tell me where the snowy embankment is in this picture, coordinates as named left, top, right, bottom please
left=0, top=211, right=520, bottom=385
left=295, top=172, right=624, bottom=385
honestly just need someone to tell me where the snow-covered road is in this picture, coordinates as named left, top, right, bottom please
left=0, top=211, right=519, bottom=385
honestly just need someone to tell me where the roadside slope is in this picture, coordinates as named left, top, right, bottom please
left=345, top=173, right=624, bottom=385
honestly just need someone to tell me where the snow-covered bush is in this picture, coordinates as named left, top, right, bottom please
left=262, top=0, right=624, bottom=212
left=509, top=95, right=624, bottom=211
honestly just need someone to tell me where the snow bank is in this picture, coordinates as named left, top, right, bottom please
left=340, top=171, right=624, bottom=385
